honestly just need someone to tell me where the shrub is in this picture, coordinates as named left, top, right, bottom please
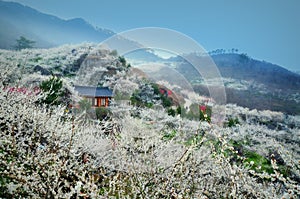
left=39, top=76, right=69, bottom=106
left=118, top=56, right=126, bottom=67
left=167, top=108, right=176, bottom=116
left=225, top=117, right=240, bottom=127
left=199, top=105, right=211, bottom=123
left=96, top=107, right=111, bottom=120
left=14, top=36, right=35, bottom=50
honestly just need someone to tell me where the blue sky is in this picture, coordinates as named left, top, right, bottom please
left=8, top=0, right=300, bottom=72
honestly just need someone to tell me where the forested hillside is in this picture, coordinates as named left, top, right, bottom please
left=0, top=44, right=299, bottom=198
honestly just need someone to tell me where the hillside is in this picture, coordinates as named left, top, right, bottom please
left=133, top=53, right=300, bottom=115
left=212, top=53, right=300, bottom=114
left=0, top=44, right=299, bottom=198
left=212, top=53, right=300, bottom=90
left=0, top=1, right=299, bottom=197
left=0, top=0, right=113, bottom=49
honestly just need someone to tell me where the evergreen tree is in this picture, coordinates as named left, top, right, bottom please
left=39, top=76, right=68, bottom=106
left=14, top=36, right=35, bottom=50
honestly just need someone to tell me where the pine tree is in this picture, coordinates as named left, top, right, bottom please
left=14, top=36, right=35, bottom=50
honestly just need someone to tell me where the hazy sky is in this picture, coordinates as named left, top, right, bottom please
left=7, top=0, right=300, bottom=72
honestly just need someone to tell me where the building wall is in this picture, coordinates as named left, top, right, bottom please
left=96, top=97, right=110, bottom=107
left=70, top=96, right=112, bottom=108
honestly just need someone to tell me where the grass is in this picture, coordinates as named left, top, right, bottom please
left=162, top=130, right=177, bottom=141
left=243, top=151, right=273, bottom=174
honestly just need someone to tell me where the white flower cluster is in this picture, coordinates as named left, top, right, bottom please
left=0, top=47, right=299, bottom=198
left=0, top=43, right=94, bottom=71
left=0, top=82, right=104, bottom=198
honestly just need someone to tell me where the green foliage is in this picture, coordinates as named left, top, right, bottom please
left=130, top=94, right=140, bottom=106
left=244, top=151, right=273, bottom=174
left=199, top=105, right=212, bottom=122
left=118, top=56, right=126, bottom=67
left=176, top=106, right=182, bottom=115
left=210, top=139, right=274, bottom=174
left=225, top=117, right=240, bottom=127
left=162, top=130, right=177, bottom=141
left=239, top=53, right=250, bottom=62
left=14, top=36, right=35, bottom=50
left=39, top=76, right=67, bottom=106
left=129, top=84, right=158, bottom=108
left=130, top=94, right=153, bottom=108
left=151, top=83, right=172, bottom=108
left=161, top=95, right=171, bottom=107
left=167, top=108, right=176, bottom=116
left=244, top=150, right=289, bottom=177
left=78, top=99, right=92, bottom=112
left=145, top=102, right=153, bottom=108
left=151, top=83, right=160, bottom=95
left=184, top=131, right=205, bottom=147
left=117, top=56, right=132, bottom=68
left=199, top=108, right=211, bottom=123
left=30, top=57, right=43, bottom=62
left=95, top=107, right=111, bottom=120
left=226, top=139, right=291, bottom=176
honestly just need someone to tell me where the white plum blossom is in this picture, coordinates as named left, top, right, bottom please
left=0, top=45, right=299, bottom=198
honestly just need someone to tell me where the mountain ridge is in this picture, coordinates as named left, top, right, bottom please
left=0, top=0, right=114, bottom=48
left=127, top=52, right=300, bottom=115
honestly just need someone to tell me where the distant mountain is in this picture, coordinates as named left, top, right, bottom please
left=176, top=53, right=300, bottom=114
left=211, top=53, right=300, bottom=90
left=131, top=52, right=300, bottom=115
left=124, top=49, right=165, bottom=62
left=0, top=0, right=114, bottom=49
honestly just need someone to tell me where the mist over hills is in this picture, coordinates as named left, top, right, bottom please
left=174, top=53, right=300, bottom=92
left=0, top=0, right=299, bottom=115
left=212, top=53, right=300, bottom=90
left=0, top=0, right=151, bottom=57
left=127, top=50, right=300, bottom=115
left=207, top=53, right=300, bottom=114
left=0, top=0, right=114, bottom=49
